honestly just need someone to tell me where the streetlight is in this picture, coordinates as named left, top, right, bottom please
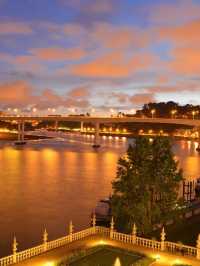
left=171, top=110, right=177, bottom=119
left=32, top=108, right=37, bottom=116
left=151, top=109, right=156, bottom=118
left=110, top=109, right=114, bottom=117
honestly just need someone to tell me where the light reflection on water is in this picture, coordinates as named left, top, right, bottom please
left=0, top=135, right=199, bottom=255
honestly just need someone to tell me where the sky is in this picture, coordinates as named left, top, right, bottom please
left=0, top=0, right=200, bottom=114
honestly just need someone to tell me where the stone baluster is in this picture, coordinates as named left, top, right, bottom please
left=43, top=228, right=48, bottom=252
left=132, top=223, right=137, bottom=244
left=12, top=236, right=18, bottom=263
left=160, top=227, right=166, bottom=251
left=196, top=234, right=200, bottom=259
left=110, top=217, right=114, bottom=239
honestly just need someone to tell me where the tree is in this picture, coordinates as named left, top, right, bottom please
left=111, top=136, right=183, bottom=235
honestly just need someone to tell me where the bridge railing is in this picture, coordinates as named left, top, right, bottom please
left=0, top=224, right=199, bottom=265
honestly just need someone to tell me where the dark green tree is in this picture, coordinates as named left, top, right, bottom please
left=111, top=136, right=183, bottom=235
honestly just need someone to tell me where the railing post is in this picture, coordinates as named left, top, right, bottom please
left=12, top=236, right=18, bottom=263
left=110, top=217, right=114, bottom=239
left=160, top=227, right=166, bottom=251
left=92, top=213, right=96, bottom=234
left=43, top=228, right=48, bottom=252
left=132, top=223, right=137, bottom=244
left=69, top=221, right=74, bottom=242
left=196, top=234, right=200, bottom=259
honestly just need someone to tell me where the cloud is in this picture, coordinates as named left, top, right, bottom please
left=90, top=22, right=148, bottom=50
left=159, top=19, right=200, bottom=45
left=149, top=0, right=200, bottom=25
left=130, top=93, right=155, bottom=105
left=170, top=47, right=200, bottom=76
left=0, top=80, right=91, bottom=109
left=30, top=47, right=86, bottom=61
left=67, top=86, right=90, bottom=98
left=0, top=22, right=33, bottom=35
left=69, top=51, right=155, bottom=78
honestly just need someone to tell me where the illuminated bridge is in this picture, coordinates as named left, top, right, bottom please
left=0, top=116, right=200, bottom=148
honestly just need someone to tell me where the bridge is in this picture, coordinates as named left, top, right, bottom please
left=0, top=116, right=200, bottom=147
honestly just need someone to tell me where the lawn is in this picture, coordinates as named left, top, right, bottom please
left=66, top=246, right=151, bottom=266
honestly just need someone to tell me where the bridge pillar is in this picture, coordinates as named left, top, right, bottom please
left=17, top=122, right=22, bottom=141
left=80, top=121, right=84, bottom=132
left=55, top=120, right=58, bottom=132
left=21, top=121, right=25, bottom=141
left=93, top=122, right=100, bottom=148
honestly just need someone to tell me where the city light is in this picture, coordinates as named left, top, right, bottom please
left=171, top=109, right=177, bottom=118
left=151, top=109, right=156, bottom=118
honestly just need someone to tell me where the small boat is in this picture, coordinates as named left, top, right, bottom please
left=14, top=141, right=27, bottom=145
left=92, top=197, right=111, bottom=226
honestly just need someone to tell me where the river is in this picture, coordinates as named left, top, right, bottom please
left=0, top=133, right=199, bottom=256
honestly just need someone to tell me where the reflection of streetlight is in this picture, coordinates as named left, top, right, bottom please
left=151, top=109, right=156, bottom=118
left=171, top=110, right=177, bottom=119
left=192, top=111, right=196, bottom=120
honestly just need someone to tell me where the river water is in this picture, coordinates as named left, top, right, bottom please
left=0, top=133, right=200, bottom=256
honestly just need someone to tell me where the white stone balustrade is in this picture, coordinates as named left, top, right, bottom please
left=0, top=224, right=199, bottom=265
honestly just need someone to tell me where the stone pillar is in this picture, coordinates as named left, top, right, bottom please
left=93, top=122, right=100, bottom=148
left=160, top=227, right=166, bottom=251
left=110, top=217, right=114, bottom=239
left=132, top=223, right=137, bottom=244
left=196, top=234, right=200, bottom=260
left=55, top=120, right=58, bottom=132
left=92, top=213, right=96, bottom=234
left=21, top=121, right=25, bottom=141
left=80, top=121, right=84, bottom=132
left=12, top=236, right=18, bottom=263
left=18, top=122, right=21, bottom=141
left=43, top=228, right=48, bottom=252
left=69, top=220, right=73, bottom=242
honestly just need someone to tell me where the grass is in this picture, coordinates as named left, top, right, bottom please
left=59, top=245, right=153, bottom=266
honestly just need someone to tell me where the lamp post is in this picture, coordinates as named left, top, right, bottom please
left=151, top=109, right=156, bottom=118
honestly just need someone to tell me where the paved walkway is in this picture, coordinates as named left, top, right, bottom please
left=16, top=236, right=199, bottom=266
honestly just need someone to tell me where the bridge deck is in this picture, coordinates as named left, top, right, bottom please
left=16, top=235, right=200, bottom=266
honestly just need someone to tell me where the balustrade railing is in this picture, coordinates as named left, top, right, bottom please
left=0, top=225, right=199, bottom=266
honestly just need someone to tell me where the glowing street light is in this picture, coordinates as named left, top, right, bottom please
left=171, top=109, right=177, bottom=119
left=151, top=109, right=156, bottom=118
left=32, top=108, right=37, bottom=115
left=110, top=108, right=114, bottom=116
